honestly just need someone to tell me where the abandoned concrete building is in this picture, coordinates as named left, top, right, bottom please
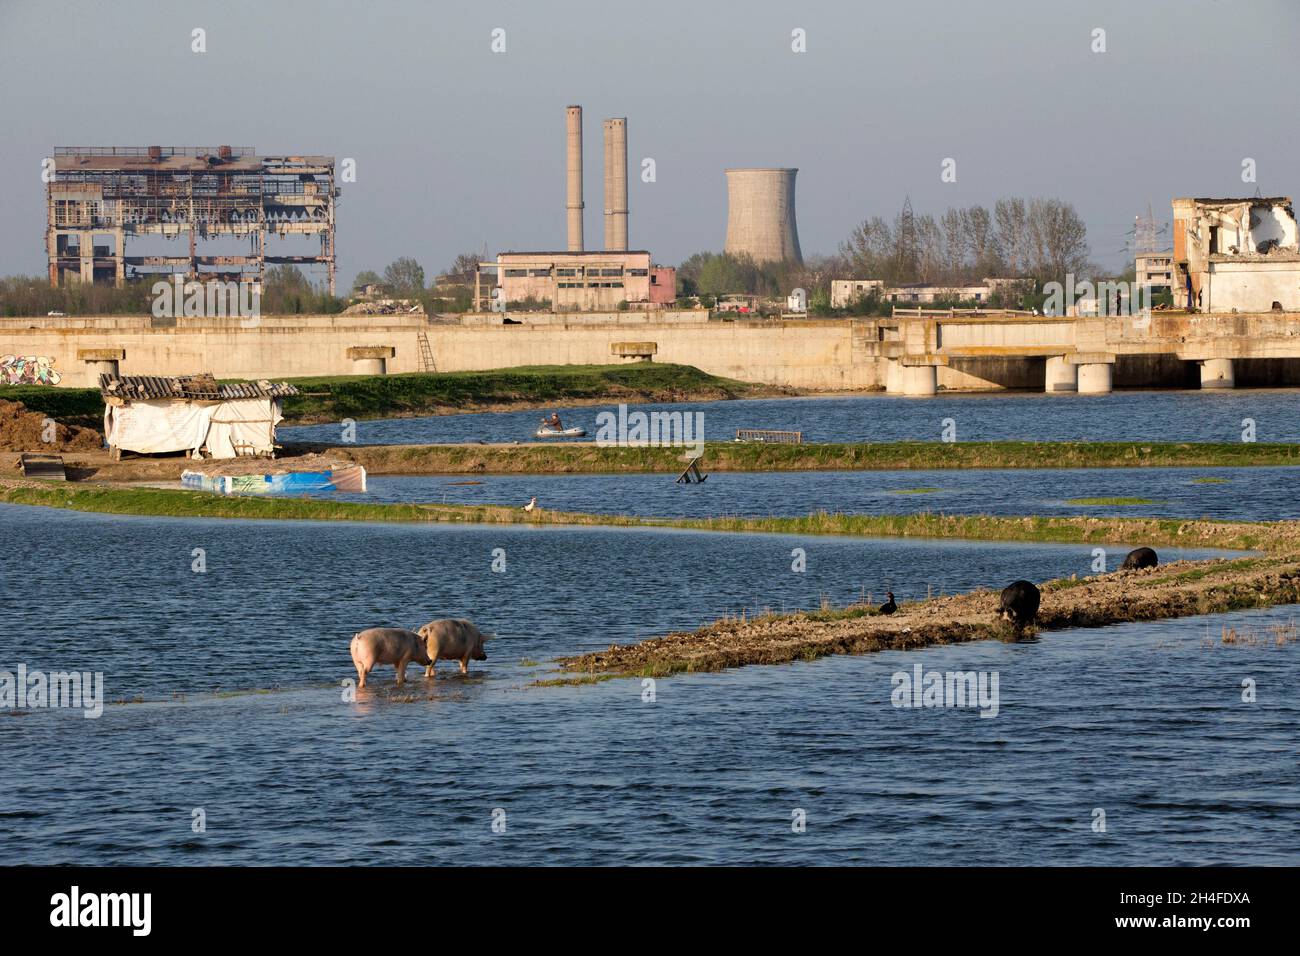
left=1172, top=197, right=1300, bottom=312
left=475, top=251, right=676, bottom=311
left=1135, top=250, right=1174, bottom=293
left=830, top=277, right=1027, bottom=309
left=46, top=146, right=337, bottom=292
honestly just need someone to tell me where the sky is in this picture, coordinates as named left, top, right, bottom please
left=2, top=0, right=1298, bottom=289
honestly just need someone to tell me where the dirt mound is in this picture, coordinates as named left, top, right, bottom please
left=0, top=399, right=103, bottom=452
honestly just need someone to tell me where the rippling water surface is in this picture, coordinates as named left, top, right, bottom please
left=281, top=389, right=1300, bottom=445
left=2, top=505, right=1294, bottom=865
left=336, top=466, right=1300, bottom=523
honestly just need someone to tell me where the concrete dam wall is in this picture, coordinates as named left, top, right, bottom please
left=5, top=311, right=1300, bottom=392
left=0, top=313, right=874, bottom=390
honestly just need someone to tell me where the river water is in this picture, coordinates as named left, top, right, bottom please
left=2, top=504, right=1294, bottom=865
left=280, top=389, right=1300, bottom=445
left=344, top=466, right=1300, bottom=523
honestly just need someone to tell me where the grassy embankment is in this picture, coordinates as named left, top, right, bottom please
left=319, top=440, right=1300, bottom=475
left=0, top=363, right=768, bottom=428
left=0, top=479, right=1287, bottom=553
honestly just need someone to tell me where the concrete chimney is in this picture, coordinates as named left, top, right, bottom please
left=603, top=117, right=628, bottom=251
left=565, top=105, right=584, bottom=252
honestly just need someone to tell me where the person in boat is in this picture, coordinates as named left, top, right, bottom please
left=542, top=412, right=563, bottom=431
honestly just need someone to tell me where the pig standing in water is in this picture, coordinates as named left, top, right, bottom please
left=350, top=627, right=432, bottom=688
left=419, top=619, right=490, bottom=676
left=999, top=580, right=1041, bottom=628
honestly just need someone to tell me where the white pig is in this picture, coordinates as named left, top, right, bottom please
left=350, top=627, right=432, bottom=688
left=419, top=619, right=491, bottom=676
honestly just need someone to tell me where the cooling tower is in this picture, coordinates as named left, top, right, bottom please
left=565, top=105, right=584, bottom=251
left=724, top=168, right=802, bottom=264
left=603, top=118, right=628, bottom=251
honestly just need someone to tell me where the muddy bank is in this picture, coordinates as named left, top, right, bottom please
left=558, top=556, right=1300, bottom=677
left=0, top=399, right=102, bottom=453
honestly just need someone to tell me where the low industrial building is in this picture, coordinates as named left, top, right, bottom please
left=829, top=280, right=884, bottom=308
left=831, top=277, right=1026, bottom=309
left=1172, top=197, right=1300, bottom=311
left=476, top=251, right=675, bottom=311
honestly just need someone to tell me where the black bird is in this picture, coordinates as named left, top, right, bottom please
left=879, top=591, right=898, bottom=615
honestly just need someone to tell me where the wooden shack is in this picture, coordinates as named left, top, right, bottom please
left=100, top=373, right=299, bottom=460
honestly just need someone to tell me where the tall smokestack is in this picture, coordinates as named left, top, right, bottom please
left=603, top=117, right=628, bottom=251
left=565, top=105, right=584, bottom=251
left=724, top=167, right=802, bottom=264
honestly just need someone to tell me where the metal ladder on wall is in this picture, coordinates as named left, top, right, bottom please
left=416, top=330, right=436, bottom=372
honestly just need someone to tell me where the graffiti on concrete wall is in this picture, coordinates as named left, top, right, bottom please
left=0, top=355, right=63, bottom=385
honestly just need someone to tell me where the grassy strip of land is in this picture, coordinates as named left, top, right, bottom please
left=1065, top=496, right=1157, bottom=506
left=0, top=364, right=769, bottom=428
left=556, top=555, right=1300, bottom=678
left=278, top=364, right=770, bottom=423
left=0, top=479, right=1289, bottom=553
left=315, top=439, right=1300, bottom=475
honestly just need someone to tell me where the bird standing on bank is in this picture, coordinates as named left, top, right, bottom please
left=879, top=591, right=897, bottom=615
left=523, top=497, right=537, bottom=512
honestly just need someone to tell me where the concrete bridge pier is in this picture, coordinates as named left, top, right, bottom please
left=1199, top=358, right=1235, bottom=389
left=1044, top=355, right=1078, bottom=393
left=78, top=348, right=124, bottom=382
left=1077, top=363, right=1113, bottom=394
left=347, top=346, right=395, bottom=376
left=1071, top=353, right=1115, bottom=395
left=884, top=359, right=903, bottom=394
left=900, top=365, right=937, bottom=397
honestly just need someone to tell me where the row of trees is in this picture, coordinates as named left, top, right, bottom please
left=0, top=276, right=153, bottom=317
left=676, top=252, right=843, bottom=301
left=676, top=196, right=1093, bottom=312
left=840, top=197, right=1091, bottom=288
left=0, top=256, right=461, bottom=317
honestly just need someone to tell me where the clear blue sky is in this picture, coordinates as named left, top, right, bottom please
left=2, top=0, right=1297, bottom=288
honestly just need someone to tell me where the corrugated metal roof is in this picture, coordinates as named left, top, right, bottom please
left=99, top=373, right=299, bottom=401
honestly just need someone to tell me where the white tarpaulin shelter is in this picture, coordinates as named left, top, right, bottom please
left=100, top=374, right=298, bottom=459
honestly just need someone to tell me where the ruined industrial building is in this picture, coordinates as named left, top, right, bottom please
left=46, top=146, right=337, bottom=292
left=1172, top=197, right=1300, bottom=312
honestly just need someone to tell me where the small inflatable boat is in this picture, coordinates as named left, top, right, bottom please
left=533, top=425, right=587, bottom=439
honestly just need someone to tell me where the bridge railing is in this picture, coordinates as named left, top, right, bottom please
left=890, top=307, right=1038, bottom=318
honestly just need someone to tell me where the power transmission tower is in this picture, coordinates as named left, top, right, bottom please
left=1124, top=202, right=1169, bottom=256
left=895, top=196, right=919, bottom=282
